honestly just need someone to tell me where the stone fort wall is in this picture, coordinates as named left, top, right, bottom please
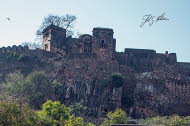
left=0, top=45, right=29, bottom=53
left=116, top=48, right=178, bottom=72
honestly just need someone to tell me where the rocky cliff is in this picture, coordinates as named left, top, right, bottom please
left=0, top=46, right=190, bottom=121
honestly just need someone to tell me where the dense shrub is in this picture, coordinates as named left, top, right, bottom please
left=111, top=73, right=124, bottom=88
left=0, top=100, right=94, bottom=126
left=139, top=115, right=190, bottom=126
left=0, top=100, right=38, bottom=126
left=52, top=80, right=65, bottom=101
left=18, top=54, right=30, bottom=62
left=38, top=100, right=93, bottom=126
left=2, top=72, right=52, bottom=109
left=38, top=100, right=70, bottom=122
left=100, top=109, right=129, bottom=126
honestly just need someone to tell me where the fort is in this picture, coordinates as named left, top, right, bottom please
left=41, top=24, right=188, bottom=73
left=1, top=24, right=190, bottom=119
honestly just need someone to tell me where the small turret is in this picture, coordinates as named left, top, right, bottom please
left=92, top=27, right=116, bottom=60
left=42, top=25, right=66, bottom=51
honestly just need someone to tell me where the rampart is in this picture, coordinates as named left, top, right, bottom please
left=116, top=48, right=178, bottom=72
left=0, top=45, right=29, bottom=53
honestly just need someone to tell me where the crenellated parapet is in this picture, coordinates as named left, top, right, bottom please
left=0, top=45, right=29, bottom=53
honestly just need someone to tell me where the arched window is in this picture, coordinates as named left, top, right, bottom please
left=84, top=48, right=87, bottom=52
left=88, top=48, right=91, bottom=52
left=99, top=40, right=107, bottom=48
left=83, top=47, right=91, bottom=52
left=45, top=44, right=48, bottom=50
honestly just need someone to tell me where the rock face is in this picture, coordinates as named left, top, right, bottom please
left=134, top=66, right=190, bottom=118
left=0, top=25, right=190, bottom=119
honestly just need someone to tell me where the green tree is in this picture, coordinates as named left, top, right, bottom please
left=139, top=115, right=190, bottom=126
left=37, top=100, right=95, bottom=126
left=65, top=116, right=86, bottom=126
left=87, top=123, right=96, bottom=126
left=100, top=109, right=129, bottom=126
left=52, top=80, right=65, bottom=101
left=69, top=103, right=87, bottom=117
left=38, top=100, right=70, bottom=123
left=65, top=115, right=95, bottom=126
left=0, top=100, right=38, bottom=126
left=1, top=72, right=53, bottom=109
left=2, top=73, right=27, bottom=102
left=163, top=115, right=190, bottom=126
left=26, top=71, right=52, bottom=109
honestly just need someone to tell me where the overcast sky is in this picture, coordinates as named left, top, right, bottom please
left=0, top=0, right=190, bottom=62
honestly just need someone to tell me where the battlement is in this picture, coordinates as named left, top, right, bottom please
left=178, top=62, right=190, bottom=68
left=115, top=48, right=178, bottom=72
left=93, top=27, right=114, bottom=32
left=0, top=45, right=29, bottom=53
left=42, top=24, right=66, bottom=33
left=92, top=27, right=114, bottom=37
left=124, top=48, right=156, bottom=55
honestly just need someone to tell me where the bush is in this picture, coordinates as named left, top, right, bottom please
left=65, top=115, right=86, bottom=126
left=3, top=73, right=27, bottom=101
left=38, top=100, right=70, bottom=121
left=69, top=103, right=87, bottom=117
left=52, top=80, right=65, bottom=101
left=111, top=73, right=124, bottom=88
left=0, top=100, right=38, bottom=126
left=18, top=54, right=30, bottom=62
left=2, top=71, right=53, bottom=109
left=100, top=109, right=129, bottom=126
left=139, top=115, right=190, bottom=126
left=26, top=71, right=52, bottom=109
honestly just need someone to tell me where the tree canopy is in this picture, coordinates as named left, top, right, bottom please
left=37, top=14, right=78, bottom=37
left=2, top=72, right=53, bottom=109
left=100, top=109, right=129, bottom=126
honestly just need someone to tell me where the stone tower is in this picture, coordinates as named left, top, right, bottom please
left=42, top=25, right=66, bottom=51
left=92, top=28, right=116, bottom=60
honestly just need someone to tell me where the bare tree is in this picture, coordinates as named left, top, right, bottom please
left=21, top=41, right=41, bottom=50
left=36, top=14, right=77, bottom=37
